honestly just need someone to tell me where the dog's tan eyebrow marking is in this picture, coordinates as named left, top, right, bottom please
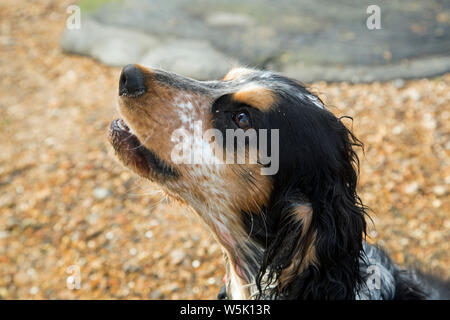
left=223, top=67, right=255, bottom=81
left=232, top=84, right=276, bottom=111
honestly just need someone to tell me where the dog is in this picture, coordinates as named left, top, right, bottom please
left=108, top=65, right=449, bottom=299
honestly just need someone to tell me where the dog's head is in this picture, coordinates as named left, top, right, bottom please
left=109, top=65, right=367, bottom=299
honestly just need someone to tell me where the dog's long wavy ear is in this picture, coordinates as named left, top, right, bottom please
left=258, top=109, right=368, bottom=299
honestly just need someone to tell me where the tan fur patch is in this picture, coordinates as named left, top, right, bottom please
left=232, top=84, right=276, bottom=111
left=279, top=205, right=318, bottom=291
left=225, top=164, right=272, bottom=214
left=223, top=67, right=255, bottom=81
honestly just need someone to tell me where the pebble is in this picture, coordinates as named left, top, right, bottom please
left=404, top=88, right=422, bottom=101
left=432, top=185, right=446, bottom=196
left=86, top=213, right=100, bottom=225
left=392, top=125, right=403, bottom=135
left=170, top=249, right=186, bottom=265
left=29, top=286, right=39, bottom=295
left=149, top=290, right=163, bottom=299
left=432, top=199, right=441, bottom=208
left=162, top=283, right=180, bottom=293
left=145, top=230, right=154, bottom=239
left=93, top=188, right=112, bottom=200
left=393, top=78, right=405, bottom=88
left=124, top=264, right=142, bottom=274
left=0, top=288, right=8, bottom=297
left=404, top=182, right=419, bottom=194
left=0, top=231, right=10, bottom=239
left=105, top=231, right=114, bottom=240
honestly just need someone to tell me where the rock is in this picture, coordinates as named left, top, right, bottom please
left=404, top=88, right=422, bottom=101
left=0, top=230, right=10, bottom=239
left=169, top=249, right=186, bottom=265
left=191, top=260, right=200, bottom=268
left=124, top=264, right=143, bottom=274
left=105, top=231, right=114, bottom=240
left=282, top=56, right=450, bottom=83
left=93, top=187, right=112, bottom=200
left=144, top=230, right=153, bottom=239
left=29, top=286, right=39, bottom=295
left=432, top=185, right=446, bottom=196
left=60, top=0, right=450, bottom=82
left=61, top=20, right=160, bottom=66
left=149, top=290, right=164, bottom=299
left=432, top=199, right=442, bottom=208
left=62, top=17, right=236, bottom=78
left=140, top=40, right=235, bottom=80
left=205, top=12, right=254, bottom=27
left=162, top=283, right=180, bottom=293
left=14, top=272, right=29, bottom=286
left=86, top=213, right=100, bottom=225
left=393, top=79, right=405, bottom=88
left=404, top=182, right=419, bottom=194
left=0, top=287, right=9, bottom=298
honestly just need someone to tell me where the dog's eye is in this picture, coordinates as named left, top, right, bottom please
left=233, top=111, right=251, bottom=129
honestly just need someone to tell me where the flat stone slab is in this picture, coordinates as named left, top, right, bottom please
left=61, top=0, right=450, bottom=82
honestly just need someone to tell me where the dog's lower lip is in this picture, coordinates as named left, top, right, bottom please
left=117, top=118, right=130, bottom=132
left=108, top=118, right=178, bottom=179
left=110, top=118, right=135, bottom=135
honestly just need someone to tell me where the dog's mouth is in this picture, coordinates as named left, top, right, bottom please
left=108, top=118, right=178, bottom=180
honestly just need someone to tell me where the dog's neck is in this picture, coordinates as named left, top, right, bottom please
left=221, top=236, right=271, bottom=299
left=196, top=203, right=314, bottom=299
left=188, top=204, right=269, bottom=299
left=214, top=222, right=267, bottom=299
left=189, top=198, right=317, bottom=299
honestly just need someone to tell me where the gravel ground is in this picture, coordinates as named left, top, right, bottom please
left=0, top=0, right=448, bottom=299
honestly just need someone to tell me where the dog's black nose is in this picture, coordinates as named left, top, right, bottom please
left=119, top=64, right=146, bottom=97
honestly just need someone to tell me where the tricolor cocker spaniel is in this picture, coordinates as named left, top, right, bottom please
left=109, top=65, right=449, bottom=300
